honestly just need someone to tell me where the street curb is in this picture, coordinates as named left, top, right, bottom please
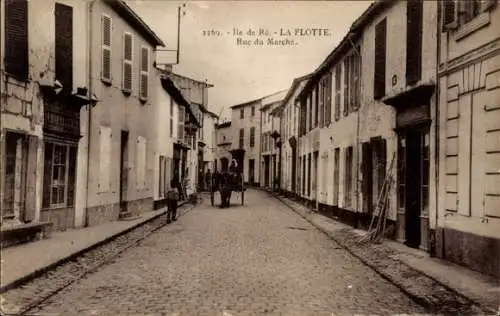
left=0, top=201, right=190, bottom=294
left=268, top=192, right=496, bottom=315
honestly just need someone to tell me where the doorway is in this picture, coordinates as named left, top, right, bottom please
left=362, top=142, right=373, bottom=214
left=249, top=159, right=255, bottom=185
left=264, top=155, right=270, bottom=187
left=119, top=130, right=129, bottom=215
left=291, top=148, right=297, bottom=192
left=400, top=129, right=429, bottom=248
left=3, top=132, right=28, bottom=222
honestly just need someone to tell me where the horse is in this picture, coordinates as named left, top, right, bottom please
left=213, top=170, right=238, bottom=208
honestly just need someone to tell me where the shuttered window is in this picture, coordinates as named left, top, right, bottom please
left=239, top=128, right=244, bottom=149
left=351, top=49, right=361, bottom=111
left=55, top=3, right=73, bottom=94
left=334, top=65, right=341, bottom=121
left=5, top=0, right=29, bottom=80
left=140, top=46, right=149, bottom=100
left=101, top=15, right=112, bottom=83
left=343, top=59, right=350, bottom=116
left=300, top=99, right=307, bottom=136
left=325, top=74, right=332, bottom=125
left=374, top=18, right=387, bottom=100
left=319, top=80, right=324, bottom=128
left=250, top=127, right=255, bottom=147
left=406, top=0, right=423, bottom=86
left=122, top=32, right=133, bottom=93
left=178, top=107, right=185, bottom=142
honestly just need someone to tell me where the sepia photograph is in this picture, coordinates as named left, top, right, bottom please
left=0, top=0, right=499, bottom=315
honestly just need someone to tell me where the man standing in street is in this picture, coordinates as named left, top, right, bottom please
left=166, top=175, right=180, bottom=223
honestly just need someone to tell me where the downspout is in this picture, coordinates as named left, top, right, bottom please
left=85, top=0, right=97, bottom=227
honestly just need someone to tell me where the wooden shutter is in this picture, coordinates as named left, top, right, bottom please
left=442, top=0, right=457, bottom=30
left=335, top=65, right=341, bottom=121
left=319, top=80, right=324, bottom=128
left=5, top=0, right=29, bottom=80
left=406, top=0, right=423, bottom=86
left=325, top=74, right=332, bottom=125
left=67, top=146, right=77, bottom=207
left=101, top=15, right=112, bottom=82
left=374, top=18, right=387, bottom=100
left=55, top=3, right=73, bottom=94
left=122, top=33, right=133, bottom=92
left=42, top=142, right=53, bottom=209
left=140, top=46, right=149, bottom=100
left=343, top=59, right=350, bottom=116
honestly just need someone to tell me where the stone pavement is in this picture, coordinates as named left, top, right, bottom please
left=0, top=201, right=189, bottom=292
left=31, top=189, right=426, bottom=315
left=268, top=191, right=500, bottom=315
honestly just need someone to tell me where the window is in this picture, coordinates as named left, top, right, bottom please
left=122, top=32, right=133, bottom=93
left=239, top=128, right=244, bottom=148
left=5, top=0, right=28, bottom=80
left=55, top=3, right=73, bottom=93
left=240, top=108, right=244, bottom=119
left=324, top=74, right=332, bottom=125
left=344, top=146, right=353, bottom=207
left=250, top=127, right=255, bottom=147
left=140, top=46, right=149, bottom=100
left=136, top=136, right=147, bottom=189
left=169, top=98, right=174, bottom=137
left=343, top=58, right=350, bottom=116
left=334, top=65, right=341, bottom=121
left=314, top=86, right=319, bottom=128
left=101, top=15, right=112, bottom=83
left=333, top=148, right=340, bottom=205
left=159, top=156, right=165, bottom=197
left=251, top=106, right=255, bottom=117
left=374, top=18, right=387, bottom=100
left=178, top=107, right=185, bottom=142
left=42, top=142, right=77, bottom=208
left=307, top=95, right=312, bottom=131
left=98, top=126, right=111, bottom=192
left=319, top=82, right=324, bottom=128
left=441, top=1, right=496, bottom=32
left=406, top=0, right=423, bottom=86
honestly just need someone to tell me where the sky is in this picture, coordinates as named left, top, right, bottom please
left=126, top=0, right=372, bottom=121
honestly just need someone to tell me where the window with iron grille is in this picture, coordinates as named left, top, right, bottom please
left=55, top=3, right=73, bottom=94
left=122, top=32, right=133, bottom=93
left=140, top=46, right=149, bottom=100
left=101, top=15, right=112, bottom=83
left=374, top=18, right=387, bottom=100
left=406, top=0, right=422, bottom=86
left=5, top=0, right=29, bottom=80
left=239, top=128, right=244, bottom=148
left=42, top=142, right=77, bottom=208
left=250, top=127, right=255, bottom=147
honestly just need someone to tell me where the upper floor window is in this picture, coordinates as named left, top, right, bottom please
left=250, top=127, right=255, bottom=147
left=374, top=18, right=387, bottom=100
left=442, top=1, right=496, bottom=33
left=55, top=2, right=73, bottom=94
left=178, top=107, right=185, bottom=142
left=240, top=108, right=244, bottom=119
left=334, top=65, right=342, bottom=121
left=344, top=49, right=361, bottom=115
left=5, top=0, right=29, bottom=81
left=140, top=46, right=149, bottom=101
left=323, top=74, right=332, bottom=125
left=251, top=106, right=255, bottom=117
left=239, top=128, right=244, bottom=148
left=406, top=0, right=423, bottom=86
left=101, top=14, right=112, bottom=83
left=169, top=98, right=173, bottom=137
left=122, top=32, right=133, bottom=93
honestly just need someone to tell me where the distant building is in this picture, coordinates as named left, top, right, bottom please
left=214, top=121, right=232, bottom=172
left=260, top=90, right=287, bottom=189
left=229, top=98, right=262, bottom=185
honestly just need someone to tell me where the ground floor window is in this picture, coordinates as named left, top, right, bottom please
left=43, top=142, right=77, bottom=209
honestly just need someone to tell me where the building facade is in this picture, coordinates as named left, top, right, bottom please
left=436, top=0, right=500, bottom=278
left=297, top=0, right=439, bottom=253
left=84, top=0, right=165, bottom=225
left=279, top=75, right=311, bottom=195
left=214, top=121, right=232, bottom=172
left=1, top=0, right=93, bottom=232
left=259, top=90, right=287, bottom=189
left=229, top=99, right=261, bottom=185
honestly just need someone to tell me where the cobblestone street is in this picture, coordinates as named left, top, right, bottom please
left=32, top=189, right=426, bottom=315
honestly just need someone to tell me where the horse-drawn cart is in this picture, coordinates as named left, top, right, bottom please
left=209, top=168, right=244, bottom=207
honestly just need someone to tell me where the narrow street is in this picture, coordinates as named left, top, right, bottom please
left=30, top=189, right=425, bottom=315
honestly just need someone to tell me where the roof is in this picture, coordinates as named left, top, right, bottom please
left=105, top=0, right=165, bottom=47
left=160, top=76, right=201, bottom=127
left=216, top=121, right=231, bottom=129
left=281, top=73, right=313, bottom=107
left=270, top=104, right=284, bottom=116
left=230, top=97, right=262, bottom=109
left=168, top=72, right=215, bottom=88
left=300, top=0, right=393, bottom=96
